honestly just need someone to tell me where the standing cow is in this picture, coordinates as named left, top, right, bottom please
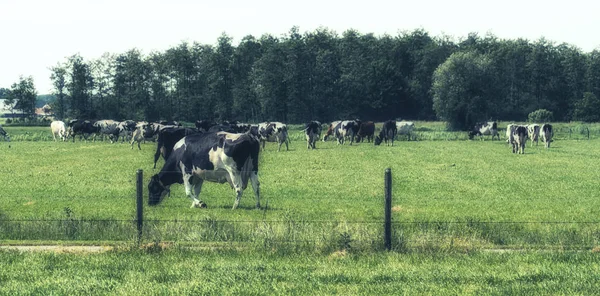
left=257, top=122, right=289, bottom=151
left=540, top=124, right=553, bottom=148
left=527, top=124, right=540, bottom=147
left=374, top=120, right=397, bottom=146
left=94, top=120, right=121, bottom=143
left=148, top=131, right=261, bottom=209
left=506, top=124, right=516, bottom=146
left=355, top=121, right=375, bottom=143
left=0, top=124, right=9, bottom=142
left=512, top=125, right=528, bottom=154
left=304, top=121, right=322, bottom=149
left=334, top=120, right=360, bottom=145
left=469, top=121, right=499, bottom=140
left=50, top=120, right=67, bottom=141
left=67, top=119, right=100, bottom=142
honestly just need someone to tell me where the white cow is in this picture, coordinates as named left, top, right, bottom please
left=396, top=121, right=415, bottom=141
left=50, top=120, right=67, bottom=141
left=527, top=124, right=540, bottom=147
left=506, top=124, right=516, bottom=146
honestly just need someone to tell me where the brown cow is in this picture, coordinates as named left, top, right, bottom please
left=355, top=121, right=375, bottom=143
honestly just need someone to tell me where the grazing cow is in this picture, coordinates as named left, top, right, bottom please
left=304, top=121, right=322, bottom=149
left=323, top=121, right=342, bottom=141
left=527, top=124, right=540, bottom=147
left=0, top=124, right=9, bottom=142
left=94, top=120, right=121, bottom=143
left=334, top=120, right=360, bottom=145
left=148, top=132, right=260, bottom=209
left=258, top=122, right=289, bottom=151
left=50, top=120, right=67, bottom=142
left=67, top=119, right=100, bottom=142
left=468, top=121, right=499, bottom=140
left=153, top=127, right=198, bottom=169
left=396, top=121, right=415, bottom=141
left=355, top=121, right=375, bottom=143
left=512, top=125, right=528, bottom=154
left=375, top=120, right=397, bottom=146
left=195, top=120, right=217, bottom=132
left=540, top=124, right=553, bottom=148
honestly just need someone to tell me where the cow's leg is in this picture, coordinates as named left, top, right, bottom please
left=250, top=171, right=260, bottom=209
left=52, top=132, right=57, bottom=142
left=228, top=171, right=244, bottom=210
left=285, top=138, right=289, bottom=151
left=183, top=174, right=204, bottom=208
left=153, top=146, right=161, bottom=169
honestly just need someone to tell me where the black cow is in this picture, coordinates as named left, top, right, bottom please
left=148, top=131, right=261, bottom=209
left=375, top=120, right=397, bottom=146
left=355, top=121, right=375, bottom=143
left=540, top=124, right=553, bottom=148
left=304, top=121, right=322, bottom=149
left=67, top=119, right=100, bottom=142
left=195, top=120, right=218, bottom=132
left=153, top=127, right=198, bottom=169
left=0, top=124, right=9, bottom=142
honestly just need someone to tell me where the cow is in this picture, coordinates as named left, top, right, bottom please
left=67, top=119, right=100, bottom=142
left=540, top=123, right=553, bottom=148
left=396, top=121, right=415, bottom=141
left=334, top=120, right=360, bottom=145
left=50, top=120, right=67, bottom=142
left=130, top=127, right=144, bottom=150
left=94, top=120, right=121, bottom=143
left=506, top=124, right=516, bottom=146
left=117, top=120, right=137, bottom=142
left=257, top=122, right=289, bottom=151
left=195, top=120, right=218, bottom=132
left=159, top=120, right=182, bottom=127
left=0, top=124, right=9, bottom=142
left=512, top=125, right=528, bottom=154
left=355, top=121, right=375, bottom=143
left=374, top=120, right=397, bottom=146
left=304, top=121, right=322, bottom=149
left=323, top=121, right=342, bottom=141
left=153, top=127, right=198, bottom=169
left=143, top=122, right=180, bottom=139
left=148, top=131, right=260, bottom=210
left=527, top=124, right=540, bottom=147
left=468, top=121, right=499, bottom=140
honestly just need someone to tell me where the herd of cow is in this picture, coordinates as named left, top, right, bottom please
left=469, top=121, right=554, bottom=154
left=0, top=118, right=553, bottom=209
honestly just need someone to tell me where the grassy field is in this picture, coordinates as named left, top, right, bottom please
left=1, top=249, right=600, bottom=295
left=1, top=122, right=600, bottom=251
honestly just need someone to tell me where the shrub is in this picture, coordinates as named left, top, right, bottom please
left=528, top=109, right=554, bottom=123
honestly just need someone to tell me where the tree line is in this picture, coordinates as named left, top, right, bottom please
left=4, top=27, right=600, bottom=129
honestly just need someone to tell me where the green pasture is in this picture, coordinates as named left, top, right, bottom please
left=1, top=122, right=600, bottom=251
left=1, top=249, right=600, bottom=295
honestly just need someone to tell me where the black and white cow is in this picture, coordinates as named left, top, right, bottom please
left=67, top=119, right=100, bottom=142
left=148, top=131, right=261, bottom=209
left=323, top=121, right=342, bottom=141
left=506, top=124, right=516, bottom=146
left=304, top=121, right=322, bottom=149
left=540, top=123, right=553, bottom=148
left=355, top=121, right=375, bottom=143
left=375, top=120, right=397, bottom=146
left=94, top=120, right=120, bottom=143
left=117, top=120, right=137, bottom=142
left=512, top=125, right=528, bottom=154
left=0, top=124, right=10, bottom=142
left=469, top=121, right=499, bottom=140
left=257, top=122, right=289, bottom=151
left=527, top=124, right=540, bottom=147
left=334, top=120, right=360, bottom=145
left=153, top=127, right=198, bottom=169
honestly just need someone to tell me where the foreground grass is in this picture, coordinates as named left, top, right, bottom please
left=0, top=249, right=599, bottom=295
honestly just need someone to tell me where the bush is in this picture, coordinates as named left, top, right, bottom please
left=5, top=118, right=12, bottom=124
left=528, top=109, right=554, bottom=123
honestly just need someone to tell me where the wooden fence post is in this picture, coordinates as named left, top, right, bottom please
left=136, top=169, right=143, bottom=245
left=384, top=168, right=392, bottom=251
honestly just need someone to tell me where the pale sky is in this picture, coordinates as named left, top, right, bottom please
left=1, top=0, right=599, bottom=94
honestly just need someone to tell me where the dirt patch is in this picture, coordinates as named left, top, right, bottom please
left=392, top=206, right=402, bottom=212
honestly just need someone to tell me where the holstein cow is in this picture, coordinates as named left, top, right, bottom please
left=117, top=120, right=137, bottom=142
left=355, top=121, right=375, bottom=143
left=527, top=124, right=540, bottom=147
left=512, top=125, right=528, bottom=154
left=0, top=124, right=10, bottom=142
left=304, top=120, right=322, bottom=149
left=396, top=121, right=415, bottom=141
left=148, top=131, right=261, bottom=209
left=334, top=120, right=360, bottom=145
left=375, top=120, right=397, bottom=146
left=540, top=123, right=553, bottom=148
left=50, top=120, right=67, bottom=142
left=506, top=124, right=516, bottom=146
left=322, top=121, right=342, bottom=141
left=94, top=120, right=121, bottom=143
left=67, top=119, right=100, bottom=142
left=153, top=127, right=198, bottom=169
left=258, top=122, right=289, bottom=151
left=469, top=121, right=499, bottom=140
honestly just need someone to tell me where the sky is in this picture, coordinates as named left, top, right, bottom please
left=1, top=0, right=599, bottom=94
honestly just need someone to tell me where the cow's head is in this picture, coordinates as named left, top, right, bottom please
left=148, top=174, right=170, bottom=206
left=374, top=134, right=383, bottom=146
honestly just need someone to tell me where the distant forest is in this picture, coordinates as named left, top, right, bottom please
left=5, top=28, right=600, bottom=129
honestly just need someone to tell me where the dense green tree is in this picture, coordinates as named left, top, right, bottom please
left=65, top=54, right=94, bottom=118
left=50, top=63, right=68, bottom=119
left=572, top=92, right=600, bottom=122
left=5, top=76, right=38, bottom=118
